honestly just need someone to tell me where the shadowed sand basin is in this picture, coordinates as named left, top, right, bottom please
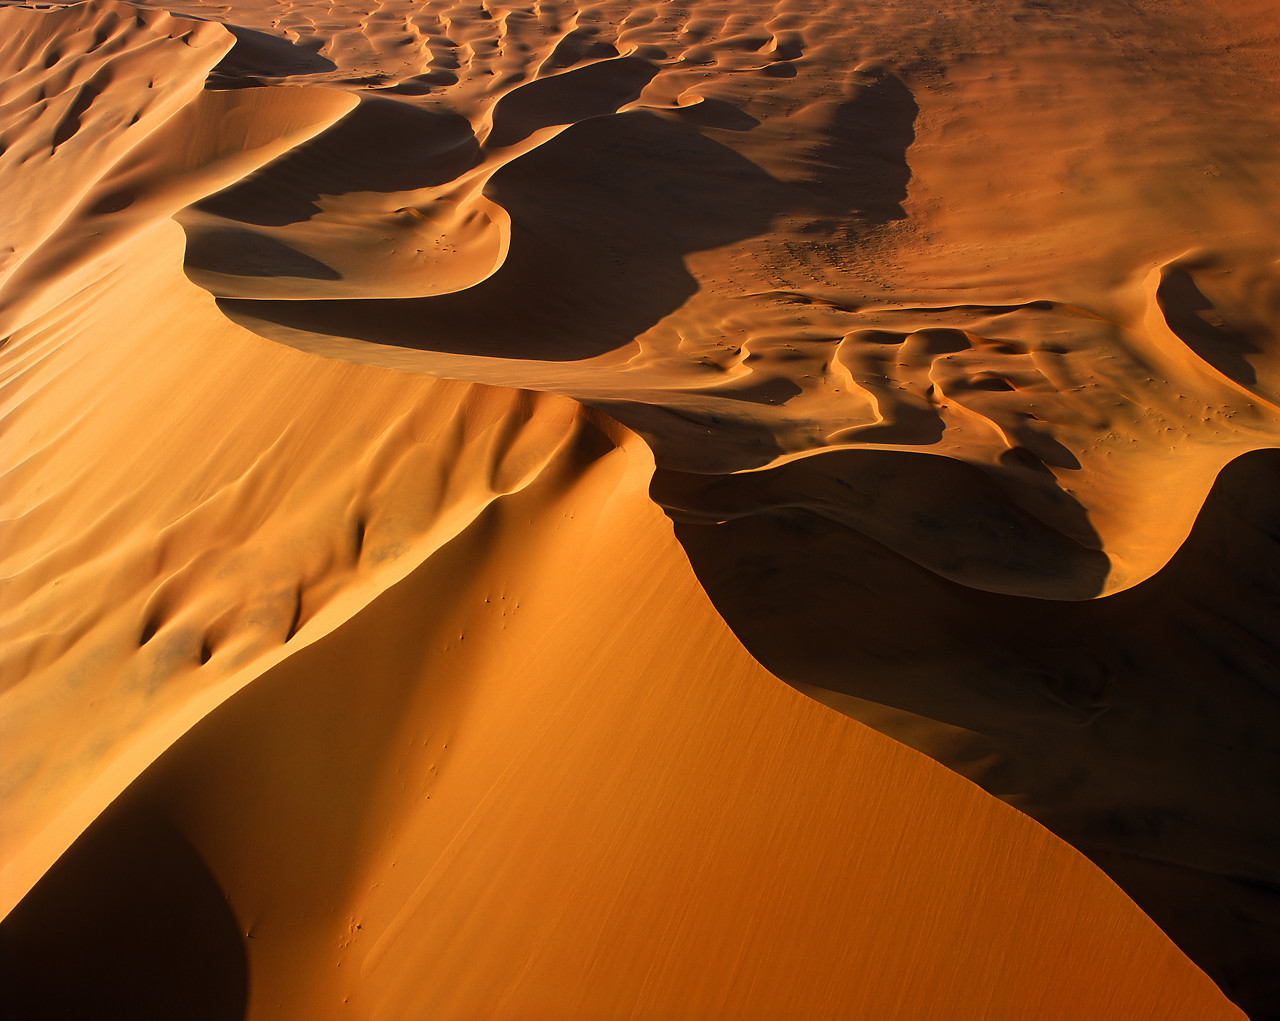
left=2, top=0, right=1278, bottom=1017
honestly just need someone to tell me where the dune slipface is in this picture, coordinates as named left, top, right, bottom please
left=0, top=0, right=1275, bottom=1018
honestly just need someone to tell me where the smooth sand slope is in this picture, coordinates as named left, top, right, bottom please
left=1, top=0, right=1276, bottom=1017
left=3, top=383, right=1241, bottom=1019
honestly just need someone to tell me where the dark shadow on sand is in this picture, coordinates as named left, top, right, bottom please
left=210, top=71, right=919, bottom=361
left=659, top=445, right=1280, bottom=1020
left=206, top=24, right=337, bottom=89
left=0, top=805, right=249, bottom=1021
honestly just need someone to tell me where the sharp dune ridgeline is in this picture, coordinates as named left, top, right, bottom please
left=1, top=0, right=1277, bottom=1017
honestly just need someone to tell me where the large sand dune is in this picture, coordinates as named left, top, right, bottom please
left=2, top=0, right=1277, bottom=1017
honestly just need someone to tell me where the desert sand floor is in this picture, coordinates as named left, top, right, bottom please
left=1, top=0, right=1277, bottom=1017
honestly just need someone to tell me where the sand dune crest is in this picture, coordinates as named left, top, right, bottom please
left=3, top=0, right=1279, bottom=1016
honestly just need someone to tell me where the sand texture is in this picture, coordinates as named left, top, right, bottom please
left=2, top=0, right=1277, bottom=1017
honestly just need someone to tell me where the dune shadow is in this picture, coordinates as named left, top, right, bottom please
left=186, top=226, right=341, bottom=280
left=0, top=804, right=248, bottom=1021
left=801, top=69, right=917, bottom=223
left=674, top=97, right=761, bottom=132
left=1089, top=850, right=1280, bottom=1021
left=654, top=446, right=1108, bottom=600
left=212, top=68, right=921, bottom=362
left=195, top=99, right=481, bottom=228
left=206, top=24, right=337, bottom=88
left=662, top=445, right=1280, bottom=1019
left=486, top=56, right=658, bottom=149
left=220, top=109, right=801, bottom=360
left=1157, top=265, right=1262, bottom=387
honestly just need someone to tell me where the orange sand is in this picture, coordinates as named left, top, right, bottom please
left=2, top=0, right=1277, bottom=1016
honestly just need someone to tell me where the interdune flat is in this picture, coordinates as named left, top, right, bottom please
left=1, top=0, right=1277, bottom=1017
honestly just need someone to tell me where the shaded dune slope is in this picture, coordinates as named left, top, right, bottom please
left=660, top=444, right=1280, bottom=1013
left=2, top=0, right=1279, bottom=1017
left=3, top=367, right=1243, bottom=1017
left=134, top=0, right=1280, bottom=1008
left=0, top=215, right=621, bottom=918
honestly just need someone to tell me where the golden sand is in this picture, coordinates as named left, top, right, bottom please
left=4, top=0, right=1278, bottom=1016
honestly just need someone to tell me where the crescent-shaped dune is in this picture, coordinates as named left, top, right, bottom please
left=2, top=0, right=1278, bottom=1017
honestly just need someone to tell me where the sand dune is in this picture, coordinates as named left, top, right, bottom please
left=0, top=211, right=615, bottom=919
left=2, top=0, right=1277, bottom=1017
left=4, top=408, right=1240, bottom=1018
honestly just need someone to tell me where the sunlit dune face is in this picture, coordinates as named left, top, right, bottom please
left=2, top=0, right=1279, bottom=1017
left=145, top=0, right=1280, bottom=597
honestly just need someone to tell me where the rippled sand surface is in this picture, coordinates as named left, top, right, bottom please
left=3, top=0, right=1278, bottom=1016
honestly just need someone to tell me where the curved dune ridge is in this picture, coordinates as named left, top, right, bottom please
left=1, top=0, right=1277, bottom=1017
